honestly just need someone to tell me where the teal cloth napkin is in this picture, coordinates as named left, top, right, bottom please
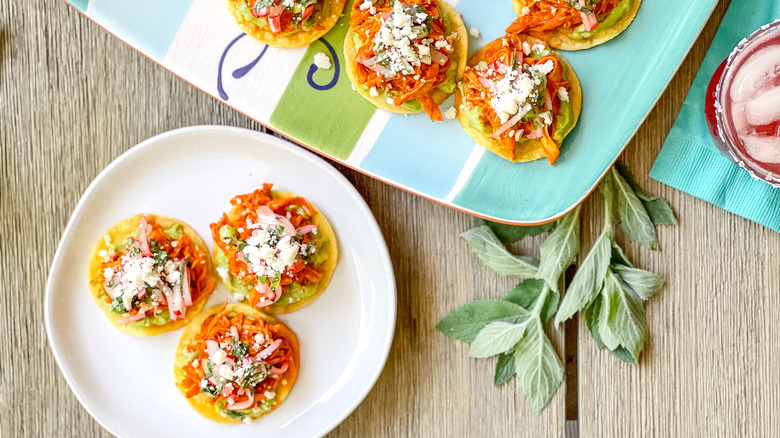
left=650, top=0, right=780, bottom=231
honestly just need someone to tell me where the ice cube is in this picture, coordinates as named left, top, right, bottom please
left=745, top=86, right=780, bottom=126
left=742, top=134, right=780, bottom=164
left=731, top=102, right=750, bottom=133
left=730, top=46, right=780, bottom=102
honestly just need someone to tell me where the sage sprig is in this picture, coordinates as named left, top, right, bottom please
left=438, top=164, right=676, bottom=413
left=438, top=207, right=581, bottom=413
left=557, top=166, right=672, bottom=364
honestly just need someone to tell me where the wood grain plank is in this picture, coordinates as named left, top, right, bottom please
left=0, top=1, right=564, bottom=437
left=578, top=1, right=780, bottom=436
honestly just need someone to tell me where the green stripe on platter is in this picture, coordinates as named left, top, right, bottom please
left=270, top=0, right=376, bottom=160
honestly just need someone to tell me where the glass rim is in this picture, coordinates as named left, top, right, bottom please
left=714, top=19, right=780, bottom=187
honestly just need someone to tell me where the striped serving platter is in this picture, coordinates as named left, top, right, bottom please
left=64, top=0, right=718, bottom=223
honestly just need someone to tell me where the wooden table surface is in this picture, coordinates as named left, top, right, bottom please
left=4, top=0, right=779, bottom=436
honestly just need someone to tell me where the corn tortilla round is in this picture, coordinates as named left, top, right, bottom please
left=510, top=0, right=641, bottom=51
left=173, top=302, right=299, bottom=424
left=344, top=1, right=469, bottom=114
left=88, top=214, right=216, bottom=337
left=226, top=0, right=346, bottom=48
left=455, top=37, right=582, bottom=163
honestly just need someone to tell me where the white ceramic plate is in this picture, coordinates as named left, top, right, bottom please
left=45, top=126, right=396, bottom=438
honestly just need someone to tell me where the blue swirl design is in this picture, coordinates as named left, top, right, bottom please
left=217, top=33, right=269, bottom=101
left=307, top=38, right=339, bottom=91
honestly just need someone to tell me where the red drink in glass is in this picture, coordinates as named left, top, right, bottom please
left=706, top=20, right=780, bottom=187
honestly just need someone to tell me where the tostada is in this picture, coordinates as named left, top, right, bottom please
left=226, top=0, right=347, bottom=48
left=455, top=34, right=582, bottom=164
left=506, top=0, right=641, bottom=50
left=174, top=303, right=299, bottom=423
left=344, top=0, right=468, bottom=121
left=88, top=214, right=215, bottom=336
left=210, top=183, right=337, bottom=313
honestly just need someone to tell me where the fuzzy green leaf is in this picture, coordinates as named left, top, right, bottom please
left=494, top=352, right=516, bottom=386
left=611, top=167, right=659, bottom=250
left=610, top=346, right=638, bottom=365
left=615, top=163, right=677, bottom=226
left=506, top=280, right=559, bottom=325
left=554, top=229, right=612, bottom=326
left=613, top=264, right=665, bottom=301
left=470, top=320, right=530, bottom=358
left=600, top=268, right=648, bottom=362
left=478, top=219, right=557, bottom=243
left=585, top=294, right=605, bottom=349
left=642, top=198, right=677, bottom=226
left=436, top=300, right=528, bottom=342
left=537, top=206, right=581, bottom=292
left=611, top=241, right=634, bottom=267
left=513, top=317, right=564, bottom=413
left=461, top=226, right=539, bottom=278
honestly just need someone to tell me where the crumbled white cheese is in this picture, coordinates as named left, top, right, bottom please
left=474, top=48, right=554, bottom=124
left=521, top=6, right=530, bottom=15
left=531, top=60, right=555, bottom=76
left=264, top=391, right=276, bottom=399
left=368, top=2, right=450, bottom=78
left=166, top=270, right=181, bottom=285
left=103, top=235, right=111, bottom=246
left=239, top=218, right=315, bottom=291
left=469, top=28, right=480, bottom=39
left=530, top=44, right=548, bottom=55
left=522, top=41, right=531, bottom=56
left=192, top=359, right=199, bottom=368
left=443, top=106, right=457, bottom=119
left=108, top=253, right=183, bottom=312
left=219, top=365, right=235, bottom=380
left=369, top=86, right=379, bottom=97
left=539, top=111, right=553, bottom=126
left=359, top=0, right=376, bottom=14
left=558, top=87, right=570, bottom=102
left=210, top=349, right=227, bottom=365
left=98, top=249, right=108, bottom=258
left=216, top=267, right=229, bottom=281
left=313, top=52, right=331, bottom=70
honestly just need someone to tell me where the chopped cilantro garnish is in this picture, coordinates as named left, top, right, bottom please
left=232, top=342, right=249, bottom=359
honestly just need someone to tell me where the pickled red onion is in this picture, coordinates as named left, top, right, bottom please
left=255, top=339, right=282, bottom=361
left=226, top=392, right=255, bottom=411
left=116, top=311, right=146, bottom=324
left=206, top=340, right=219, bottom=355
left=181, top=266, right=192, bottom=307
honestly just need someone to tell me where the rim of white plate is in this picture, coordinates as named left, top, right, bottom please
left=44, top=125, right=397, bottom=438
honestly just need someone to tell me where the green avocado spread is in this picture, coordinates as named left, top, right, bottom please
left=570, top=0, right=632, bottom=40
left=217, top=396, right=277, bottom=420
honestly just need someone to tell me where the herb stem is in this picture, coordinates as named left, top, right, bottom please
left=532, top=284, right=551, bottom=316
left=602, top=169, right=616, bottom=235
